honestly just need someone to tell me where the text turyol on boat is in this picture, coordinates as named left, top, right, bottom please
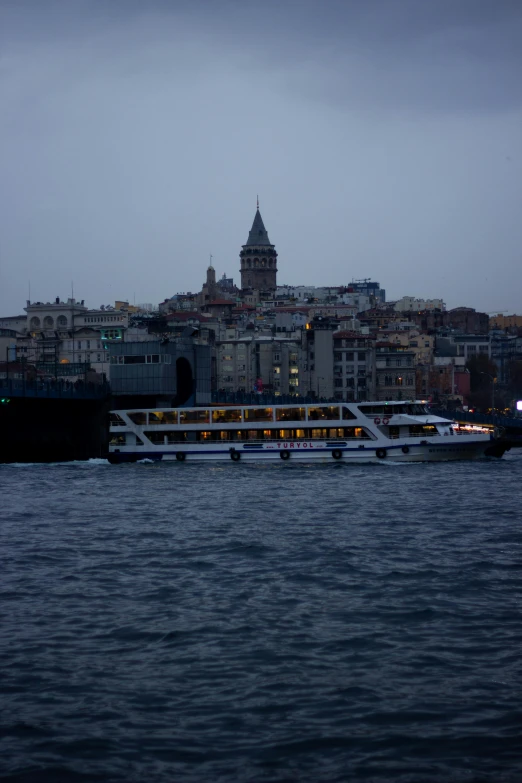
left=108, top=401, right=507, bottom=463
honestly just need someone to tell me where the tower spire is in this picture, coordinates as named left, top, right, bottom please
left=239, top=204, right=278, bottom=293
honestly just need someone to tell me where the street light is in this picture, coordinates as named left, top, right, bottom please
left=480, top=372, right=495, bottom=413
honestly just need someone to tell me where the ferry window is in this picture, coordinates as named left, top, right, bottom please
left=329, top=428, right=344, bottom=438
left=308, top=406, right=339, bottom=421
left=247, top=430, right=259, bottom=440
left=278, top=429, right=293, bottom=439
left=230, top=430, right=248, bottom=441
left=244, top=408, right=273, bottom=422
left=156, top=410, right=177, bottom=424
left=212, top=409, right=242, bottom=423
left=311, top=428, right=328, bottom=439
left=276, top=407, right=305, bottom=421
left=359, top=405, right=384, bottom=415
left=409, top=425, right=437, bottom=436
left=263, top=429, right=275, bottom=440
left=198, top=431, right=213, bottom=441
left=109, top=413, right=126, bottom=427
left=145, top=431, right=165, bottom=444
left=149, top=411, right=176, bottom=424
left=351, top=427, right=371, bottom=439
left=341, top=406, right=357, bottom=420
left=167, top=432, right=186, bottom=443
left=128, top=412, right=147, bottom=425
left=179, top=410, right=210, bottom=424
left=217, top=431, right=231, bottom=441
left=109, top=434, right=126, bottom=445
left=295, top=429, right=306, bottom=439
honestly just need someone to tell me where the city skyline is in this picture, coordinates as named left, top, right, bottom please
left=1, top=0, right=521, bottom=316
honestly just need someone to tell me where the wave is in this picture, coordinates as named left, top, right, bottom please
left=1, top=458, right=110, bottom=468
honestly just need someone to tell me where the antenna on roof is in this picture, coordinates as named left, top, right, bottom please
left=257, top=195, right=259, bottom=210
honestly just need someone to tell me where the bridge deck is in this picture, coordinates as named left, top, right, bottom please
left=435, top=409, right=522, bottom=431
left=0, top=379, right=110, bottom=401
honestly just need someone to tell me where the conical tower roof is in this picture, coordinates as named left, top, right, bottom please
left=244, top=209, right=272, bottom=247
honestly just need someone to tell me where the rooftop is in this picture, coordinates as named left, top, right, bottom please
left=244, top=209, right=273, bottom=247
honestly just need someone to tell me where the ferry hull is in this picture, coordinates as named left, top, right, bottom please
left=108, top=438, right=500, bottom=464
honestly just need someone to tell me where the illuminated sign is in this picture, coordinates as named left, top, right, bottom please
left=516, top=400, right=522, bottom=411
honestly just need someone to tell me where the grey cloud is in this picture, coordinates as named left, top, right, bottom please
left=3, top=0, right=522, bottom=114
left=0, top=0, right=521, bottom=315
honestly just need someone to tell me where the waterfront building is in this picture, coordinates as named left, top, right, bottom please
left=0, top=297, right=139, bottom=381
left=408, top=307, right=489, bottom=335
left=345, top=279, right=386, bottom=304
left=200, top=264, right=217, bottom=305
left=0, top=315, right=29, bottom=333
left=216, top=335, right=300, bottom=395
left=490, top=333, right=519, bottom=385
left=159, top=293, right=199, bottom=314
left=393, top=296, right=446, bottom=312
left=377, top=327, right=434, bottom=366
left=332, top=332, right=376, bottom=402
left=489, top=313, right=522, bottom=331
left=448, top=333, right=491, bottom=361
left=298, top=316, right=376, bottom=401
left=0, top=329, right=18, bottom=368
left=416, top=360, right=470, bottom=404
left=299, top=316, right=339, bottom=400
left=375, top=343, right=416, bottom=401
left=109, top=338, right=212, bottom=407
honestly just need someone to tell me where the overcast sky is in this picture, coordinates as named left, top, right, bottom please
left=1, top=0, right=521, bottom=316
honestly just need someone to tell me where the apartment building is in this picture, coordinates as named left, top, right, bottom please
left=216, top=336, right=300, bottom=395
left=375, top=344, right=416, bottom=401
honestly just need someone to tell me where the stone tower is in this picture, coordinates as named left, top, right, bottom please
left=240, top=206, right=278, bottom=293
left=206, top=264, right=216, bottom=296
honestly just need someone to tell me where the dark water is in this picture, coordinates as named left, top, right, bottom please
left=1, top=454, right=522, bottom=783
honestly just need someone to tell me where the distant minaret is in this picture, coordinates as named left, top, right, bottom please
left=239, top=200, right=278, bottom=292
left=206, top=256, right=217, bottom=300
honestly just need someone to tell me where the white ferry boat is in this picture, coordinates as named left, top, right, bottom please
left=108, top=401, right=505, bottom=463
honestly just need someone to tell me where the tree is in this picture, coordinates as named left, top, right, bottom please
left=466, top=354, right=498, bottom=392
left=466, top=355, right=498, bottom=411
left=508, top=360, right=522, bottom=399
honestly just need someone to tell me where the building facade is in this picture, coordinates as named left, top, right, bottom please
left=375, top=344, right=416, bottom=401
left=109, top=338, right=211, bottom=405
left=216, top=336, right=299, bottom=395
left=332, top=332, right=376, bottom=402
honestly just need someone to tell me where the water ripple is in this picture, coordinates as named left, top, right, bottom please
left=1, top=453, right=522, bottom=781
